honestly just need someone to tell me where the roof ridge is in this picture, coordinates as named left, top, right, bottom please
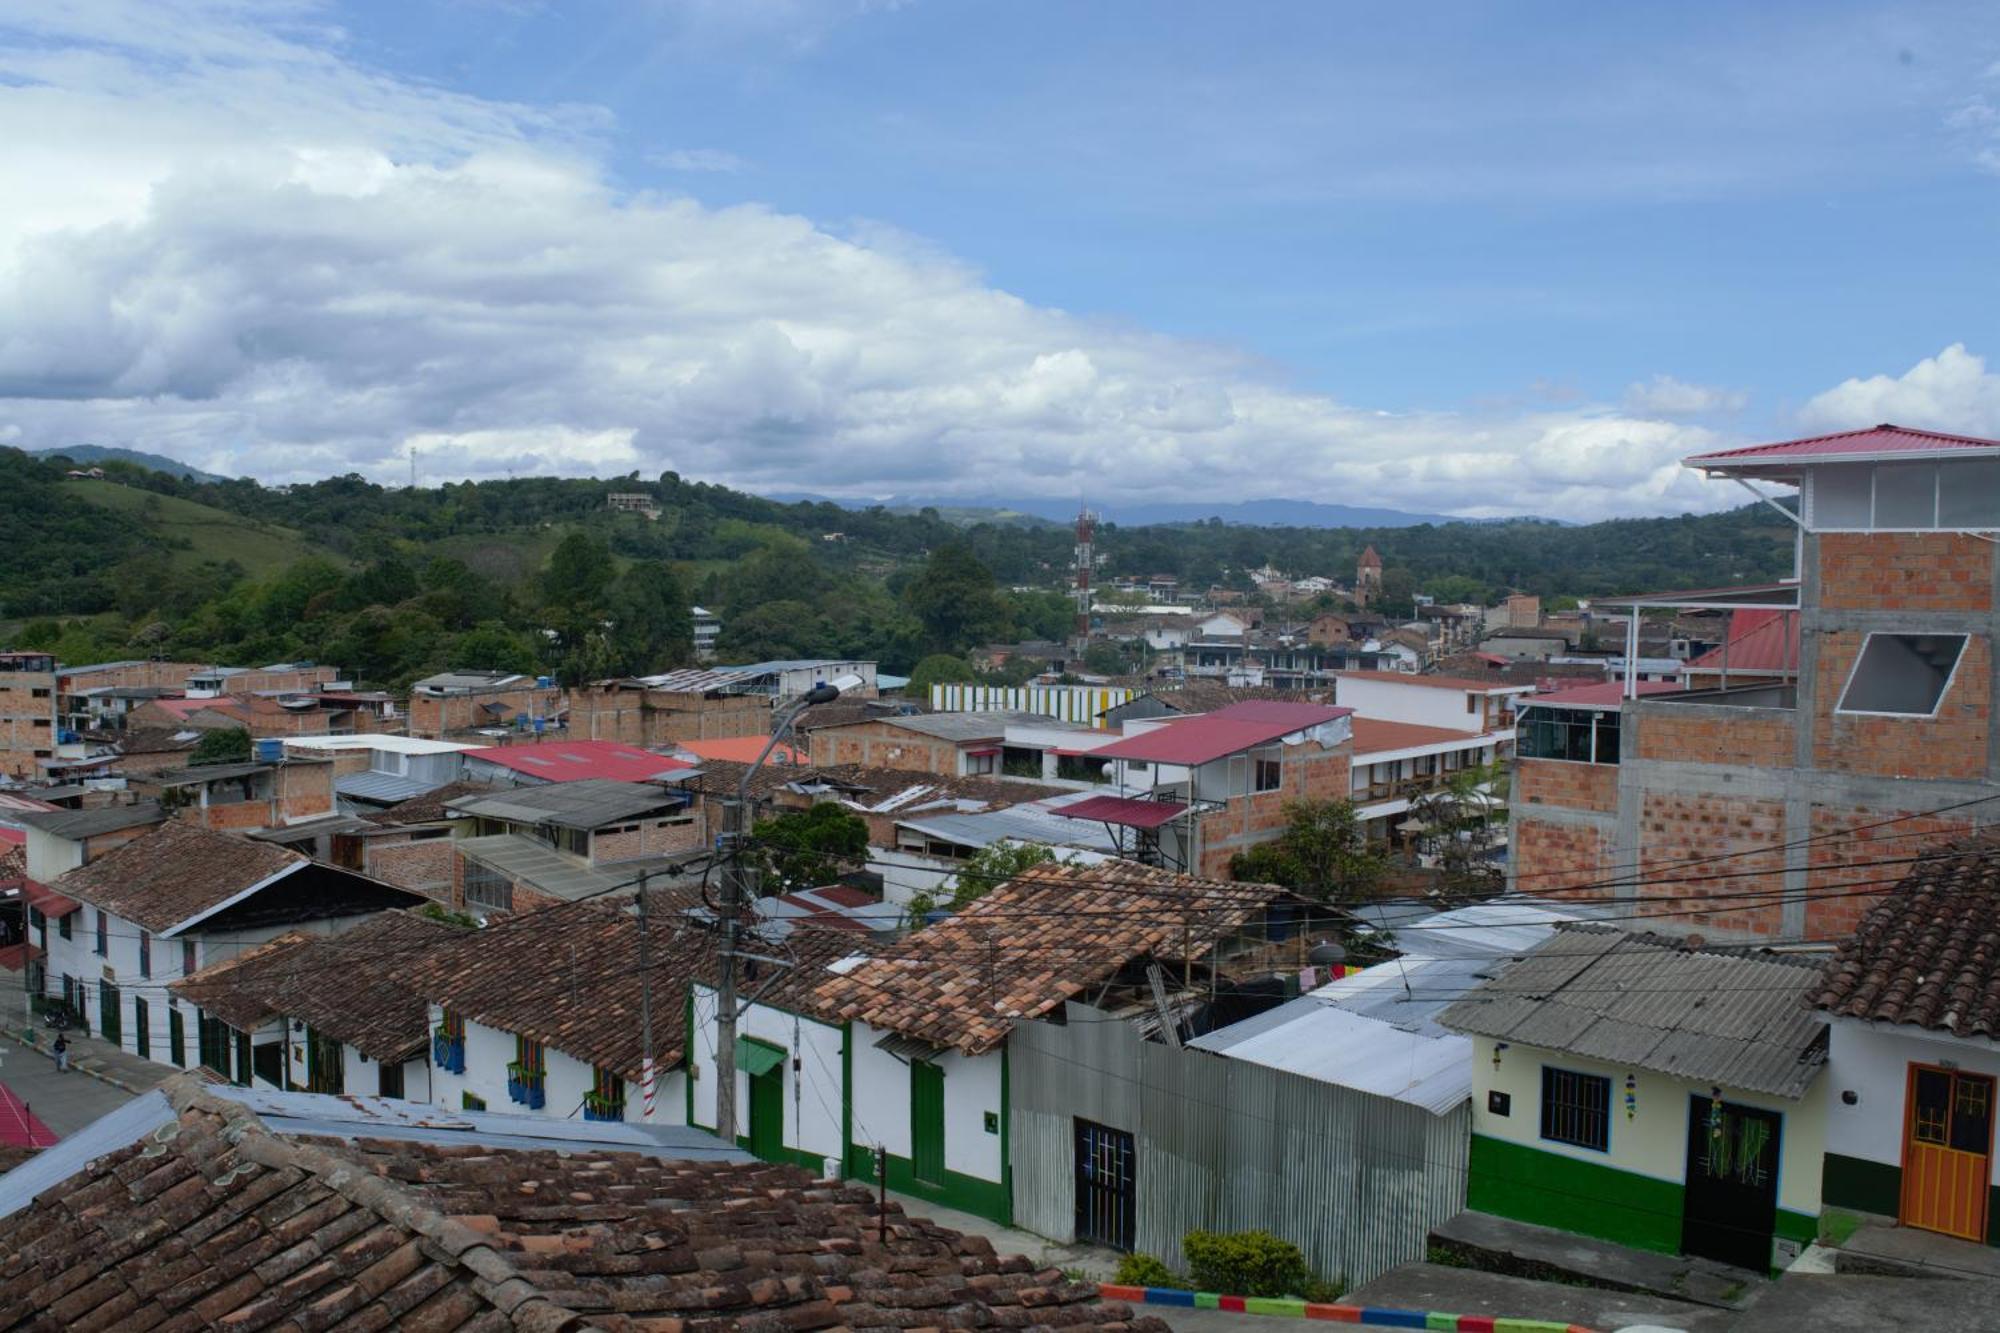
left=164, top=1079, right=604, bottom=1333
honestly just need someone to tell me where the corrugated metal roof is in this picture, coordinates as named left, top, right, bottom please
left=1437, top=927, right=1828, bottom=1099
left=335, top=771, right=444, bottom=805
left=1687, top=423, right=2000, bottom=468
left=1188, top=998, right=1473, bottom=1115
left=866, top=711, right=1054, bottom=742
left=1528, top=681, right=1684, bottom=709
left=15, top=801, right=166, bottom=839
left=896, top=801, right=1120, bottom=853
left=465, top=741, right=693, bottom=783
left=1051, top=794, right=1189, bottom=829
left=1091, top=701, right=1351, bottom=766
left=454, top=833, right=661, bottom=901
left=1684, top=608, right=1800, bottom=676
left=450, top=779, right=685, bottom=830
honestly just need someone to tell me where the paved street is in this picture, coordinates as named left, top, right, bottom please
left=0, top=1033, right=142, bottom=1137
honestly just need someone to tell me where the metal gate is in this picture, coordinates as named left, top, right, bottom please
left=1075, top=1119, right=1136, bottom=1251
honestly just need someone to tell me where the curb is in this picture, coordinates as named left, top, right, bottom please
left=1097, top=1284, right=1598, bottom=1332
left=4, top=1030, right=147, bottom=1095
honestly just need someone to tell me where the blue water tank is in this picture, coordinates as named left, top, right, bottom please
left=536, top=675, right=554, bottom=688
left=255, top=738, right=283, bottom=763
left=532, top=716, right=546, bottom=733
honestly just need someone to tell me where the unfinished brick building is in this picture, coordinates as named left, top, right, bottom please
left=1512, top=425, right=2000, bottom=940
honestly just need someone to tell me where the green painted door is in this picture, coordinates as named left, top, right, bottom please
left=911, top=1061, right=946, bottom=1186
left=748, top=1066, right=784, bottom=1161
left=133, top=997, right=150, bottom=1060
left=169, top=1007, right=185, bottom=1066
left=99, top=980, right=120, bottom=1045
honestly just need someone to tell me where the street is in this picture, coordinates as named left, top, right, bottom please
left=0, top=1035, right=137, bottom=1137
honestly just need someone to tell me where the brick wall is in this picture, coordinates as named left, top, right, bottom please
left=1515, top=758, right=1618, bottom=814
left=1198, top=743, right=1351, bottom=879
left=279, top=762, right=336, bottom=821
left=364, top=833, right=455, bottom=898
left=1637, top=791, right=1787, bottom=938
left=1631, top=708, right=1796, bottom=769
left=810, top=723, right=961, bottom=775
left=192, top=800, right=274, bottom=832
left=591, top=812, right=706, bottom=864
left=1818, top=532, right=1994, bottom=613
left=570, top=687, right=767, bottom=746
left=1805, top=803, right=1979, bottom=940
left=1813, top=632, right=1989, bottom=780
left=408, top=685, right=565, bottom=739
left=1511, top=815, right=1612, bottom=896
left=0, top=667, right=56, bottom=779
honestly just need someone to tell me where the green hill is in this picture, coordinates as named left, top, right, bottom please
left=65, top=479, right=337, bottom=578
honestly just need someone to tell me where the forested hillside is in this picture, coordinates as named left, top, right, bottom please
left=2, top=446, right=1794, bottom=688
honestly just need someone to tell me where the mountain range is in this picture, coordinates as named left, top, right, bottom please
left=765, top=493, right=1468, bottom=529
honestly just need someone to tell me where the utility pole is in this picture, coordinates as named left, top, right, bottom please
left=637, top=871, right=654, bottom=1121
left=714, top=797, right=745, bottom=1144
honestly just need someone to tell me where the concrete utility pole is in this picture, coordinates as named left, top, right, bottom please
left=638, top=871, right=654, bottom=1121
left=715, top=678, right=848, bottom=1144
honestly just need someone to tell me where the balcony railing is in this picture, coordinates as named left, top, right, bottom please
left=506, top=1062, right=547, bottom=1109
left=583, top=1090, right=625, bottom=1122
left=433, top=1030, right=465, bottom=1074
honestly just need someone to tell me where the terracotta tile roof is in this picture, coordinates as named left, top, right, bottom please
left=0, top=1078, right=1164, bottom=1333
left=1811, top=836, right=2000, bottom=1039
left=1337, top=669, right=1531, bottom=693
left=52, top=820, right=304, bottom=934
left=816, top=860, right=1291, bottom=1056
left=404, top=897, right=719, bottom=1080
left=113, top=725, right=203, bottom=756
left=362, top=779, right=499, bottom=827
left=171, top=911, right=461, bottom=1062
left=1350, top=717, right=1491, bottom=754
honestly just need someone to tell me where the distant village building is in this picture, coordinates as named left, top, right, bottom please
left=1355, top=544, right=1383, bottom=608
left=606, top=491, right=662, bottom=518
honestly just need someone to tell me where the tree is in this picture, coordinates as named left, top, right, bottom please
left=1082, top=641, right=1131, bottom=675
left=1376, top=567, right=1418, bottom=617
left=750, top=802, right=869, bottom=894
left=901, top=542, right=1013, bottom=656
left=1229, top=800, right=1386, bottom=905
left=449, top=623, right=541, bottom=675
left=607, top=560, right=694, bottom=675
left=542, top=533, right=614, bottom=610
left=190, top=727, right=252, bottom=766
left=906, top=653, right=975, bottom=699
left=906, top=841, right=1061, bottom=922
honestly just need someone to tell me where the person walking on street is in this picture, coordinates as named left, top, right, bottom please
left=53, top=1033, right=68, bottom=1073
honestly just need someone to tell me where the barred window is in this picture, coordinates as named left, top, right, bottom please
left=1540, top=1066, right=1610, bottom=1152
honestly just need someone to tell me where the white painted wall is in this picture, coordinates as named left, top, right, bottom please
left=1469, top=1035, right=1826, bottom=1219
left=1824, top=1019, right=2000, bottom=1184
left=688, top=984, right=845, bottom=1175
left=1335, top=676, right=1486, bottom=733
left=425, top=1006, right=663, bottom=1122
left=877, top=847, right=959, bottom=910
left=849, top=1020, right=1004, bottom=1186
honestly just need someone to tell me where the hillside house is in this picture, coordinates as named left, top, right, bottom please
left=407, top=670, right=565, bottom=739
left=1510, top=424, right=2000, bottom=941
left=168, top=909, right=454, bottom=1098
left=36, top=821, right=422, bottom=1076
left=1811, top=837, right=2000, bottom=1248
left=444, top=779, right=702, bottom=916
left=1441, top=927, right=1828, bottom=1274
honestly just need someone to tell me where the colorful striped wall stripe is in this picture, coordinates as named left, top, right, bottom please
left=1096, top=1285, right=1598, bottom=1333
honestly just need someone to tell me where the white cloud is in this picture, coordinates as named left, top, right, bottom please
left=1622, top=374, right=1748, bottom=417
left=0, top=2, right=1750, bottom=521
left=1800, top=344, right=2000, bottom=437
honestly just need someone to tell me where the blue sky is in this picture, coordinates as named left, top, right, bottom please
left=1, top=1, right=1997, bottom=517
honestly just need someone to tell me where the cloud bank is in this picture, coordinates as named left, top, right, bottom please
left=0, top=3, right=1974, bottom=521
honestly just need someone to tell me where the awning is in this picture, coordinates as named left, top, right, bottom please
left=733, top=1037, right=785, bottom=1077
left=1052, top=794, right=1189, bottom=830
left=963, top=746, right=1001, bottom=757
left=872, top=1031, right=946, bottom=1065
left=22, top=879, right=81, bottom=918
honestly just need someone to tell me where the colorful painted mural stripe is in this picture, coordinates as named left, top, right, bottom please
left=1097, top=1285, right=1596, bottom=1333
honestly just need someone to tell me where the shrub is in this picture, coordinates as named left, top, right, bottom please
left=1113, top=1253, right=1188, bottom=1290
left=1181, top=1229, right=1311, bottom=1298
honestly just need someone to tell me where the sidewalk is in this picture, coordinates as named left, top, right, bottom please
left=883, top=1189, right=1127, bottom=1278
left=5, top=1026, right=176, bottom=1097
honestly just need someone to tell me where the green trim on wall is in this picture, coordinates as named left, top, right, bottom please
left=1468, top=1134, right=1684, bottom=1255
left=865, top=1147, right=1010, bottom=1225
left=999, top=1043, right=1014, bottom=1228
left=1775, top=1208, right=1817, bottom=1247
left=1822, top=1152, right=1901, bottom=1219
left=841, top=1021, right=854, bottom=1179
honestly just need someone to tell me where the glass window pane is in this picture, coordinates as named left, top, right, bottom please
left=1939, top=459, right=2000, bottom=529
left=1874, top=463, right=1938, bottom=528
left=1813, top=464, right=1873, bottom=528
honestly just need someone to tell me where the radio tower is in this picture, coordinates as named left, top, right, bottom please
left=1072, top=506, right=1096, bottom=655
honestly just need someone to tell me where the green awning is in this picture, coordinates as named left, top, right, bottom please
left=734, top=1038, right=784, bottom=1077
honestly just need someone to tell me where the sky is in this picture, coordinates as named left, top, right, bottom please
left=1, top=0, right=1998, bottom=520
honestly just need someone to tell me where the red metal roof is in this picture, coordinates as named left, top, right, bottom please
left=465, top=740, right=694, bottom=783
left=1091, top=700, right=1350, bottom=766
left=1685, top=608, right=1801, bottom=676
left=1686, top=423, right=2000, bottom=468
left=1530, top=681, right=1685, bottom=709
left=1052, top=794, right=1190, bottom=829
left=21, top=877, right=81, bottom=917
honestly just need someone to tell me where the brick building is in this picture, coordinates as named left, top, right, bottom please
left=1511, top=424, right=2000, bottom=941
left=406, top=670, right=565, bottom=739
left=442, top=779, right=703, bottom=917
left=808, top=710, right=1047, bottom=776
left=568, top=676, right=769, bottom=745
left=0, top=651, right=57, bottom=780
left=1089, top=700, right=1355, bottom=878
left=129, top=757, right=337, bottom=833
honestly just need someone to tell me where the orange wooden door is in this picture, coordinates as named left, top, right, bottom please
left=1901, top=1065, right=1995, bottom=1242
